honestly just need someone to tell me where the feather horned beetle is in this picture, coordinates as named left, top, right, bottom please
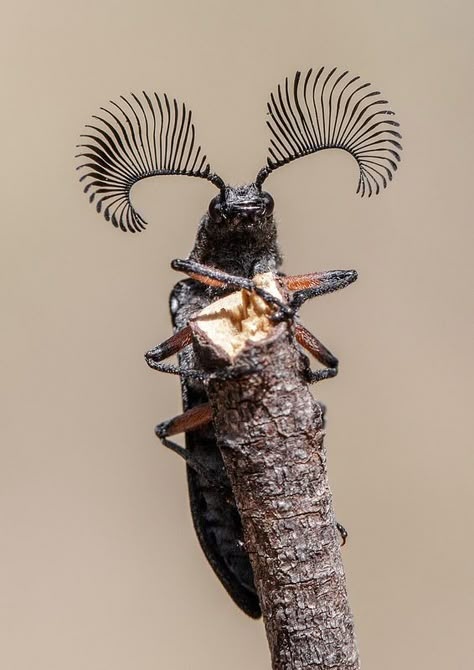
left=76, top=67, right=402, bottom=617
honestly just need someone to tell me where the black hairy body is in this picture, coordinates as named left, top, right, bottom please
left=170, top=197, right=282, bottom=617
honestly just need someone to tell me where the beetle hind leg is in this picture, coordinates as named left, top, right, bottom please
left=155, top=403, right=213, bottom=439
left=155, top=404, right=230, bottom=494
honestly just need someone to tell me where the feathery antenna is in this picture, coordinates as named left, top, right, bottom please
left=256, top=67, right=402, bottom=197
left=76, top=92, right=224, bottom=233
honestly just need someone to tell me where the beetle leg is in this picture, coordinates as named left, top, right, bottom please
left=171, top=258, right=254, bottom=291
left=155, top=404, right=213, bottom=478
left=155, top=405, right=230, bottom=493
left=295, top=323, right=338, bottom=383
left=147, top=361, right=209, bottom=381
left=254, top=287, right=294, bottom=319
left=172, top=258, right=291, bottom=316
left=146, top=326, right=192, bottom=361
left=318, top=401, right=327, bottom=427
left=283, top=269, right=357, bottom=311
left=145, top=327, right=208, bottom=381
left=156, top=403, right=213, bottom=438
left=336, top=521, right=348, bottom=547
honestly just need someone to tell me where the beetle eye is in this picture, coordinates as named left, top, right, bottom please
left=262, top=191, right=274, bottom=216
left=208, top=196, right=225, bottom=224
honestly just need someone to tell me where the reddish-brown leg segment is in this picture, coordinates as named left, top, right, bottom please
left=295, top=323, right=338, bottom=369
left=172, top=258, right=292, bottom=317
left=283, top=272, right=328, bottom=291
left=171, top=258, right=253, bottom=290
left=146, top=326, right=192, bottom=363
left=295, top=322, right=338, bottom=383
left=282, top=269, right=358, bottom=311
left=283, top=270, right=357, bottom=292
left=157, top=403, right=213, bottom=438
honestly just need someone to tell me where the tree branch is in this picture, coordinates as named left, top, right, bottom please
left=190, top=278, right=360, bottom=669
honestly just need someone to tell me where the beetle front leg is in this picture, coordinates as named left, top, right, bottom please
left=172, top=258, right=291, bottom=317
left=283, top=269, right=358, bottom=311
left=295, top=323, right=339, bottom=383
left=171, top=258, right=253, bottom=291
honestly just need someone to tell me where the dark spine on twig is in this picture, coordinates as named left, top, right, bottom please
left=193, top=321, right=359, bottom=670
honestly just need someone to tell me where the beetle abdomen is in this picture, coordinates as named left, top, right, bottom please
left=170, top=279, right=261, bottom=618
left=186, top=427, right=261, bottom=618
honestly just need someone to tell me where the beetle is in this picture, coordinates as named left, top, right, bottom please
left=76, top=66, right=402, bottom=618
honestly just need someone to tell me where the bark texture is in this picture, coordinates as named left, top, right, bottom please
left=198, top=322, right=359, bottom=670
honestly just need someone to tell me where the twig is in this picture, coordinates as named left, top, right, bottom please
left=191, top=282, right=360, bottom=670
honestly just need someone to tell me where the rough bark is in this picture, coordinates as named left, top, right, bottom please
left=194, top=319, right=359, bottom=669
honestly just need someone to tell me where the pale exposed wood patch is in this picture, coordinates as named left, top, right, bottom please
left=192, top=273, right=282, bottom=361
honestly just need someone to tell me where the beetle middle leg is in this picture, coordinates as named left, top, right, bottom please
left=145, top=326, right=209, bottom=381
left=146, top=329, right=260, bottom=382
left=295, top=323, right=339, bottom=383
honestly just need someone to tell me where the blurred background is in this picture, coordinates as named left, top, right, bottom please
left=1, top=1, right=473, bottom=668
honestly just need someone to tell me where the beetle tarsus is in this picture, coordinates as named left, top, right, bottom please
left=336, top=521, right=348, bottom=546
left=305, top=367, right=338, bottom=383
left=146, top=359, right=209, bottom=381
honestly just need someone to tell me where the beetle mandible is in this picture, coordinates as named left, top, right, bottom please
left=76, top=67, right=402, bottom=618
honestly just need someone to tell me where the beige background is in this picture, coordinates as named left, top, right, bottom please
left=2, top=1, right=473, bottom=668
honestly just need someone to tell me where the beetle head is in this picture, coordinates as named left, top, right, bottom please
left=207, top=183, right=274, bottom=229
left=190, top=182, right=280, bottom=275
